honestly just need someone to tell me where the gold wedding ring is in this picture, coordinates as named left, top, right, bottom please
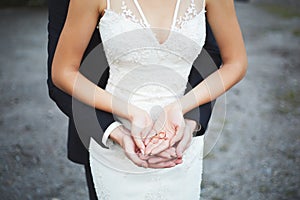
left=150, top=131, right=168, bottom=143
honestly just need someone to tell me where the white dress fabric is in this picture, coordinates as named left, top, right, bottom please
left=89, top=0, right=207, bottom=199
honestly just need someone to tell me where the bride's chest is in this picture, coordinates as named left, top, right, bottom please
left=97, top=0, right=207, bottom=64
left=98, top=9, right=206, bottom=46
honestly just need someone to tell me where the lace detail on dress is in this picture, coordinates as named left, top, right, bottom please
left=121, top=0, right=148, bottom=28
left=144, top=175, right=168, bottom=200
left=90, top=170, right=111, bottom=200
left=175, top=0, right=203, bottom=29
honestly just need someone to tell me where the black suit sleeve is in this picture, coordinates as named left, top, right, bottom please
left=203, top=18, right=222, bottom=67
left=186, top=18, right=222, bottom=136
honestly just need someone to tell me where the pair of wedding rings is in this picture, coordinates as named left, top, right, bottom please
left=150, top=131, right=168, bottom=144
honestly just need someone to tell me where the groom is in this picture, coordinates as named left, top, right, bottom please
left=47, top=0, right=221, bottom=199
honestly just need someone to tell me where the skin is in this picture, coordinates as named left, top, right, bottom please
left=109, top=119, right=196, bottom=168
left=52, top=0, right=247, bottom=166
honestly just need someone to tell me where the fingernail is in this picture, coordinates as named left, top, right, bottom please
left=175, top=158, right=182, bottom=164
left=140, top=149, right=145, bottom=155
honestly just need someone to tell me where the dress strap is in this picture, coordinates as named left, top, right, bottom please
left=106, top=0, right=110, bottom=9
left=171, top=0, right=181, bottom=29
left=133, top=0, right=150, bottom=27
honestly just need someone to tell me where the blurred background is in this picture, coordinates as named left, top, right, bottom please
left=0, top=0, right=299, bottom=200
left=0, top=0, right=46, bottom=7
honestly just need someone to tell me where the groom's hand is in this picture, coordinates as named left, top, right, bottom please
left=110, top=125, right=181, bottom=168
left=176, top=119, right=197, bottom=157
left=143, top=147, right=182, bottom=168
left=109, top=125, right=148, bottom=168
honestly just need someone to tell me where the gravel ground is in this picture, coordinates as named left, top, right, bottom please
left=0, top=2, right=299, bottom=200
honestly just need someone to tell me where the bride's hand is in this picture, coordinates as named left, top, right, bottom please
left=140, top=119, right=196, bottom=167
left=128, top=106, right=153, bottom=154
left=144, top=102, right=185, bottom=155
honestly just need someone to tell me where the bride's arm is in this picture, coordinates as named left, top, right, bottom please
left=52, top=0, right=118, bottom=115
left=52, top=0, right=131, bottom=119
left=51, top=0, right=151, bottom=150
left=180, top=0, right=248, bottom=114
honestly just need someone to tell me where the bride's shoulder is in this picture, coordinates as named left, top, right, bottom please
left=205, top=0, right=234, bottom=7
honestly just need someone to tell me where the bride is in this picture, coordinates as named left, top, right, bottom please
left=51, top=0, right=247, bottom=199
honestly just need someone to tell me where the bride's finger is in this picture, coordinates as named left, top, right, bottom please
left=147, top=129, right=177, bottom=155
left=131, top=126, right=145, bottom=152
left=144, top=129, right=156, bottom=146
left=141, top=123, right=153, bottom=142
left=144, top=137, right=164, bottom=155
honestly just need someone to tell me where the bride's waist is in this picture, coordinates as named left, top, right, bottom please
left=105, top=82, right=186, bottom=101
left=114, top=96, right=179, bottom=130
left=89, top=136, right=204, bottom=174
left=107, top=86, right=182, bottom=119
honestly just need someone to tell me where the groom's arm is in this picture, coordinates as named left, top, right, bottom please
left=185, top=18, right=222, bottom=136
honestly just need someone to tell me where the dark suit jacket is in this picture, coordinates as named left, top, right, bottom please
left=47, top=0, right=222, bottom=165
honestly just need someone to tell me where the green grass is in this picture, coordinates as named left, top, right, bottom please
left=281, top=90, right=299, bottom=105
left=275, top=89, right=300, bottom=115
left=212, top=197, right=223, bottom=200
left=285, top=189, right=298, bottom=197
left=259, top=185, right=270, bottom=193
left=292, top=28, right=300, bottom=37
left=257, top=4, right=300, bottom=19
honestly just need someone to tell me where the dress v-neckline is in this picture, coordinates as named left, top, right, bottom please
left=132, top=0, right=181, bottom=45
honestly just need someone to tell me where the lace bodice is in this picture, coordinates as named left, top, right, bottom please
left=98, top=0, right=206, bottom=125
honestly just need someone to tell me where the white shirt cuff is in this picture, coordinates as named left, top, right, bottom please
left=102, top=121, right=123, bottom=147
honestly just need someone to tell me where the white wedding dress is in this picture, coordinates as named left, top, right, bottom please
left=89, top=0, right=207, bottom=199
